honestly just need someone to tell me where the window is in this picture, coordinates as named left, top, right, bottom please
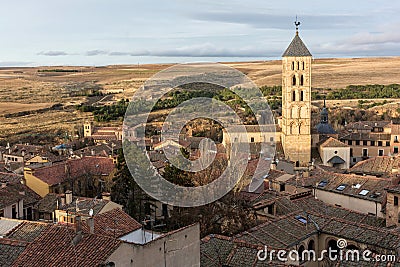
left=291, top=62, right=294, bottom=70
left=395, top=196, right=399, bottom=206
left=12, top=205, right=17, bottom=219
left=379, top=150, right=384, bottom=156
left=270, top=137, right=274, bottom=142
left=395, top=147, right=399, bottom=154
left=355, top=140, right=360, bottom=146
left=363, top=148, right=368, bottom=157
left=359, top=190, right=370, bottom=196
left=250, top=137, right=255, bottom=143
left=363, top=140, right=368, bottom=146
left=353, top=158, right=357, bottom=163
left=298, top=245, right=305, bottom=262
left=318, top=180, right=328, bottom=187
left=297, top=61, right=300, bottom=70
left=386, top=141, right=390, bottom=146
left=292, top=91, right=296, bottom=101
left=350, top=148, right=353, bottom=157
left=302, top=62, right=305, bottom=70
left=378, top=141, right=383, bottom=146
left=295, top=215, right=307, bottom=224
left=280, top=183, right=286, bottom=192
left=348, top=140, right=352, bottom=145
left=300, top=90, right=304, bottom=101
left=0, top=209, right=4, bottom=217
left=300, top=75, right=304, bottom=86
left=292, top=76, right=296, bottom=86
left=395, top=136, right=399, bottom=143
left=370, top=140, right=375, bottom=146
left=336, top=184, right=346, bottom=191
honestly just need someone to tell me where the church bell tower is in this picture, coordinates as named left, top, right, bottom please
left=281, top=19, right=312, bottom=166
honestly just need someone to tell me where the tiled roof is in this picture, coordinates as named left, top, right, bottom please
left=81, top=208, right=142, bottom=238
left=309, top=211, right=400, bottom=250
left=350, top=156, right=400, bottom=176
left=0, top=219, right=22, bottom=237
left=282, top=34, right=312, bottom=57
left=201, top=235, right=287, bottom=267
left=235, top=213, right=318, bottom=248
left=287, top=168, right=391, bottom=203
left=60, top=197, right=110, bottom=216
left=0, top=238, right=27, bottom=267
left=6, top=221, right=49, bottom=242
left=12, top=225, right=121, bottom=267
left=345, top=121, right=391, bottom=131
left=339, top=132, right=391, bottom=141
left=0, top=182, right=41, bottom=210
left=292, top=196, right=386, bottom=228
left=319, top=137, right=348, bottom=148
left=34, top=193, right=59, bottom=213
left=0, top=172, right=22, bottom=184
left=30, top=156, right=115, bottom=186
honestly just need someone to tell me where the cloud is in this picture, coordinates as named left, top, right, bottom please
left=0, top=61, right=33, bottom=67
left=190, top=11, right=363, bottom=30
left=315, top=25, right=400, bottom=57
left=37, top=51, right=69, bottom=56
left=85, top=50, right=108, bottom=56
left=107, top=44, right=278, bottom=58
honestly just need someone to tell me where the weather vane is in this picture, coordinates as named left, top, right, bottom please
left=294, top=15, right=301, bottom=34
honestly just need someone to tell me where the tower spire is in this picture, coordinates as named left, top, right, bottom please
left=294, top=16, right=301, bottom=35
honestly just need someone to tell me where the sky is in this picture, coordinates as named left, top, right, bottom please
left=1, top=0, right=400, bottom=66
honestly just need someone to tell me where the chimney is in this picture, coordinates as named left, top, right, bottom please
left=101, top=192, right=111, bottom=201
left=88, top=217, right=94, bottom=234
left=72, top=215, right=83, bottom=246
left=60, top=194, right=66, bottom=206
left=65, top=190, right=73, bottom=205
left=75, top=215, right=82, bottom=232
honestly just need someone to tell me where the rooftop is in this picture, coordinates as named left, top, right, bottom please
left=27, top=156, right=115, bottom=186
left=282, top=33, right=312, bottom=57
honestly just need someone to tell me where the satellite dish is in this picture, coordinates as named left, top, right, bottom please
left=89, top=209, right=94, bottom=217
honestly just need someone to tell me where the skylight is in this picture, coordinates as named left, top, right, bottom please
left=336, top=184, right=346, bottom=191
left=318, top=180, right=328, bottom=187
left=295, top=215, right=307, bottom=224
left=353, top=184, right=361, bottom=189
left=359, top=190, right=369, bottom=196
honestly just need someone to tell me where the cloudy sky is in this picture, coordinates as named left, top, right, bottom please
left=1, top=0, right=399, bottom=66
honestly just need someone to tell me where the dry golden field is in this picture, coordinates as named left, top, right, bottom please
left=1, top=57, right=400, bottom=143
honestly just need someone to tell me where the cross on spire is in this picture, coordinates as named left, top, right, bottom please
left=294, top=16, right=301, bottom=35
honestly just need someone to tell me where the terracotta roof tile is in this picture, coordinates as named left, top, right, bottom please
left=81, top=208, right=142, bottom=238
left=30, top=156, right=115, bottom=186
left=12, top=225, right=121, bottom=267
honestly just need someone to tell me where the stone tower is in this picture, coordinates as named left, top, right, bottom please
left=281, top=21, right=312, bottom=166
left=83, top=121, right=93, bottom=137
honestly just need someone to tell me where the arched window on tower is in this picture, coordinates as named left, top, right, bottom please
left=292, top=75, right=296, bottom=86
left=300, top=91, right=304, bottom=101
left=300, top=75, right=304, bottom=86
left=302, top=62, right=305, bottom=70
left=297, top=61, right=300, bottom=70
left=299, top=124, right=301, bottom=134
left=291, top=62, right=294, bottom=70
left=292, top=91, right=296, bottom=101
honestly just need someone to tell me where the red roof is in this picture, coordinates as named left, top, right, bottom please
left=82, top=208, right=142, bottom=238
left=12, top=225, right=121, bottom=267
left=31, top=157, right=115, bottom=186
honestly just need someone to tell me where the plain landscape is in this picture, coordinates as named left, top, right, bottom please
left=1, top=56, right=400, bottom=143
